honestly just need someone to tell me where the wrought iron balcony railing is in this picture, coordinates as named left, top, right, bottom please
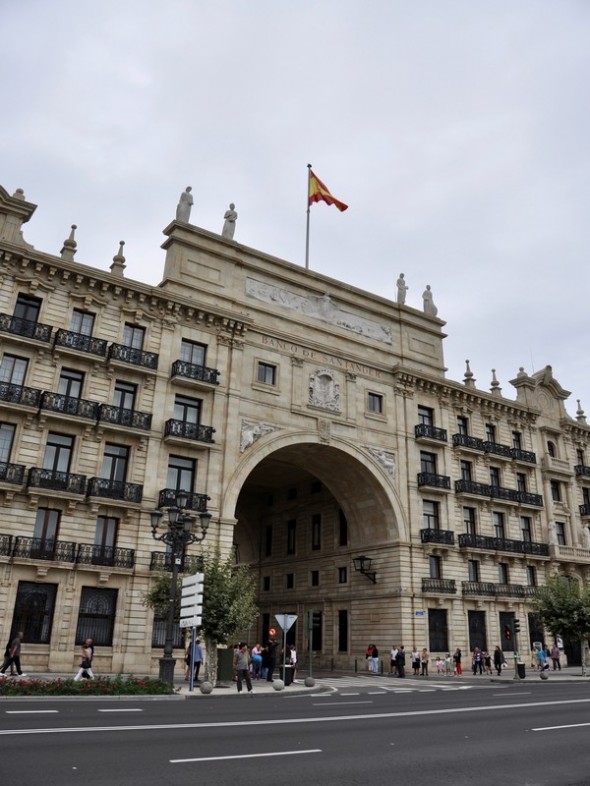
left=0, top=461, right=26, bottom=485
left=452, top=434, right=486, bottom=451
left=107, top=343, right=158, bottom=370
left=53, top=329, right=108, bottom=357
left=452, top=434, right=536, bottom=463
left=455, top=479, right=543, bottom=506
left=458, top=532, right=549, bottom=556
left=13, top=536, right=76, bottom=562
left=0, top=382, right=42, bottom=408
left=422, top=578, right=457, bottom=594
left=98, top=404, right=152, bottom=431
left=164, top=419, right=215, bottom=443
left=27, top=467, right=87, bottom=495
left=575, top=465, right=590, bottom=478
left=0, top=313, right=52, bottom=342
left=510, top=448, right=536, bottom=464
left=420, top=528, right=455, bottom=545
left=150, top=551, right=187, bottom=572
left=483, top=441, right=513, bottom=458
left=414, top=423, right=447, bottom=442
left=171, top=360, right=220, bottom=385
left=157, top=488, right=210, bottom=512
left=76, top=543, right=135, bottom=569
left=0, top=533, right=13, bottom=556
left=462, top=581, right=499, bottom=596
left=462, top=581, right=539, bottom=597
left=87, top=478, right=143, bottom=503
left=417, top=472, right=451, bottom=490
left=40, top=391, right=99, bottom=420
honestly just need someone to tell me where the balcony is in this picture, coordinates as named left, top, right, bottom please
left=0, top=461, right=26, bottom=485
left=422, top=578, right=456, bottom=594
left=158, top=488, right=210, bottom=512
left=483, top=441, right=513, bottom=459
left=417, top=472, right=451, bottom=490
left=27, top=467, right=87, bottom=495
left=0, top=382, right=42, bottom=408
left=462, top=581, right=538, bottom=597
left=40, top=391, right=98, bottom=420
left=12, top=536, right=76, bottom=562
left=0, top=533, right=13, bottom=556
left=87, top=478, right=143, bottom=503
left=510, top=448, right=536, bottom=464
left=452, top=434, right=486, bottom=451
left=415, top=424, right=447, bottom=443
left=0, top=313, right=52, bottom=343
left=53, top=329, right=108, bottom=358
left=107, top=343, right=158, bottom=371
left=455, top=479, right=543, bottom=507
left=150, top=551, right=188, bottom=572
left=164, top=419, right=215, bottom=444
left=458, top=532, right=549, bottom=556
left=98, top=404, right=152, bottom=431
left=76, top=543, right=135, bottom=569
left=420, top=528, right=455, bottom=546
left=580, top=504, right=590, bottom=517
left=171, top=360, right=220, bottom=387
left=575, top=465, right=590, bottom=479
left=462, top=581, right=500, bottom=596
left=452, top=434, right=536, bottom=463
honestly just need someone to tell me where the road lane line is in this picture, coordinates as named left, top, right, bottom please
left=532, top=722, right=590, bottom=732
left=312, top=701, right=373, bottom=706
left=98, top=709, right=143, bottom=713
left=493, top=692, right=531, bottom=697
left=171, top=749, right=322, bottom=763
left=5, top=710, right=59, bottom=715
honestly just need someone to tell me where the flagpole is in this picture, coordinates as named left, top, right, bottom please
left=305, top=163, right=312, bottom=269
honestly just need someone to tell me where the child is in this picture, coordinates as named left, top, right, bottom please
left=436, top=656, right=445, bottom=674
left=444, top=654, right=453, bottom=675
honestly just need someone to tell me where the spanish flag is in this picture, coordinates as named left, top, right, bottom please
left=308, top=170, right=348, bottom=212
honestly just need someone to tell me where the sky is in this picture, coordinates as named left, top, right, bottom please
left=2, top=1, right=589, bottom=417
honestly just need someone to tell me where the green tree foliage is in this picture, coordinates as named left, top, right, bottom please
left=533, top=574, right=590, bottom=673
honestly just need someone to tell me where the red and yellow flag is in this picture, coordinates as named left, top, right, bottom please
left=308, top=170, right=348, bottom=212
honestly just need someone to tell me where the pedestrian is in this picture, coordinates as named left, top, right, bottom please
left=493, top=645, right=504, bottom=676
left=289, top=644, right=298, bottom=682
left=550, top=643, right=561, bottom=671
left=3, top=637, right=17, bottom=676
left=444, top=653, right=453, bottom=676
left=536, top=644, right=549, bottom=672
left=185, top=638, right=203, bottom=682
left=390, top=645, right=399, bottom=675
left=453, top=647, right=462, bottom=676
left=411, top=646, right=421, bottom=676
left=420, top=647, right=429, bottom=676
left=371, top=644, right=379, bottom=674
left=251, top=643, right=263, bottom=679
left=266, top=639, right=278, bottom=682
left=396, top=645, right=406, bottom=678
left=484, top=651, right=493, bottom=675
left=365, top=643, right=373, bottom=672
left=0, top=631, right=26, bottom=678
left=233, top=642, right=253, bottom=695
left=73, top=638, right=94, bottom=681
left=436, top=656, right=445, bottom=675
left=472, top=647, right=483, bottom=675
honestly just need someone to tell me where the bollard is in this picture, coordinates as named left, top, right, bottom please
left=355, top=658, right=358, bottom=673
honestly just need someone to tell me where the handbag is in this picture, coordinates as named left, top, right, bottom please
left=81, top=657, right=92, bottom=669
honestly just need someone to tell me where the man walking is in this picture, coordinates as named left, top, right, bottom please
left=0, top=631, right=26, bottom=678
left=233, top=642, right=253, bottom=695
left=396, top=645, right=406, bottom=678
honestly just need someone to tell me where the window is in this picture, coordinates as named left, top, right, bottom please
left=489, top=467, right=500, bottom=487
left=516, top=472, right=527, bottom=493
left=512, top=431, right=522, bottom=450
left=70, top=309, right=95, bottom=336
left=463, top=507, right=476, bottom=535
left=166, top=455, right=195, bottom=493
left=526, top=566, right=537, bottom=587
left=151, top=610, right=183, bottom=649
left=584, top=488, right=590, bottom=507
left=468, top=559, right=480, bottom=582
left=485, top=423, right=496, bottom=442
left=456, top=416, right=469, bottom=436
left=420, top=451, right=437, bottom=475
left=554, top=522, right=566, bottom=546
left=287, top=519, right=296, bottom=555
left=577, top=448, right=585, bottom=466
left=339, top=509, right=348, bottom=546
left=460, top=460, right=472, bottom=481
left=122, top=323, right=145, bottom=350
left=94, top=516, right=118, bottom=563
left=262, top=576, right=270, bottom=591
left=264, top=525, right=272, bottom=557
left=58, top=368, right=83, bottom=398
left=547, top=441, right=556, bottom=457
left=113, top=381, right=136, bottom=411
left=0, top=422, right=16, bottom=462
left=422, top=500, right=440, bottom=530
left=311, top=570, right=319, bottom=587
left=75, top=587, right=118, bottom=646
left=493, top=512, right=505, bottom=540
left=0, top=354, right=28, bottom=385
left=367, top=392, right=383, bottom=414
left=498, top=563, right=509, bottom=584
left=550, top=480, right=562, bottom=502
left=33, top=508, right=61, bottom=558
left=14, top=294, right=42, bottom=323
left=520, top=516, right=532, bottom=542
left=311, top=611, right=322, bottom=651
left=429, top=555, right=441, bottom=579
left=417, top=406, right=434, bottom=426
left=286, top=573, right=294, bottom=589
left=43, top=433, right=73, bottom=473
left=11, top=581, right=57, bottom=644
left=428, top=608, right=449, bottom=653
left=180, top=339, right=206, bottom=367
left=338, top=566, right=347, bottom=584
left=174, top=394, right=201, bottom=425
left=101, top=443, right=129, bottom=482
left=312, top=514, right=321, bottom=550
left=257, top=362, right=276, bottom=385
left=338, top=609, right=348, bottom=653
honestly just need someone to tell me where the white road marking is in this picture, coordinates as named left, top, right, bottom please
left=171, top=749, right=322, bottom=763
left=98, top=708, right=144, bottom=713
left=532, top=722, right=590, bottom=732
left=5, top=710, right=59, bottom=715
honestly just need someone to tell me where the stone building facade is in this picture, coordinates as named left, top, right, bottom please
left=1, top=184, right=589, bottom=675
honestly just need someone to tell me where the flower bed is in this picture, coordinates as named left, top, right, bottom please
left=0, top=676, right=174, bottom=697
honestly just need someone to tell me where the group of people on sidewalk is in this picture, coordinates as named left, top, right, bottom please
left=231, top=641, right=298, bottom=694
left=1, top=633, right=96, bottom=681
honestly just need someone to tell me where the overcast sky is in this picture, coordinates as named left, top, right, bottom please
left=3, top=1, right=589, bottom=417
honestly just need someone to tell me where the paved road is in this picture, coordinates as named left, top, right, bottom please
left=2, top=679, right=590, bottom=785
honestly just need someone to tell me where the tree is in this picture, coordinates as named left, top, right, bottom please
left=533, top=574, right=590, bottom=675
left=144, top=551, right=259, bottom=685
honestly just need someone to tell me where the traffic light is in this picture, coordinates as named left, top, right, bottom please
left=513, top=619, right=521, bottom=634
left=504, top=625, right=512, bottom=640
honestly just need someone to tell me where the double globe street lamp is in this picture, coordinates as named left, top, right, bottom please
left=150, top=489, right=211, bottom=686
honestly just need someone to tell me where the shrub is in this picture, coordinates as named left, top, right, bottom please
left=0, top=675, right=175, bottom=697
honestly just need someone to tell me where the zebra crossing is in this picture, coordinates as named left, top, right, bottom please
left=313, top=674, right=473, bottom=693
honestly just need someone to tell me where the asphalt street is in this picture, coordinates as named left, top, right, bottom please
left=2, top=678, right=590, bottom=785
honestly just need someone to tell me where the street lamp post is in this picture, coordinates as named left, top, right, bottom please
left=150, top=490, right=211, bottom=686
